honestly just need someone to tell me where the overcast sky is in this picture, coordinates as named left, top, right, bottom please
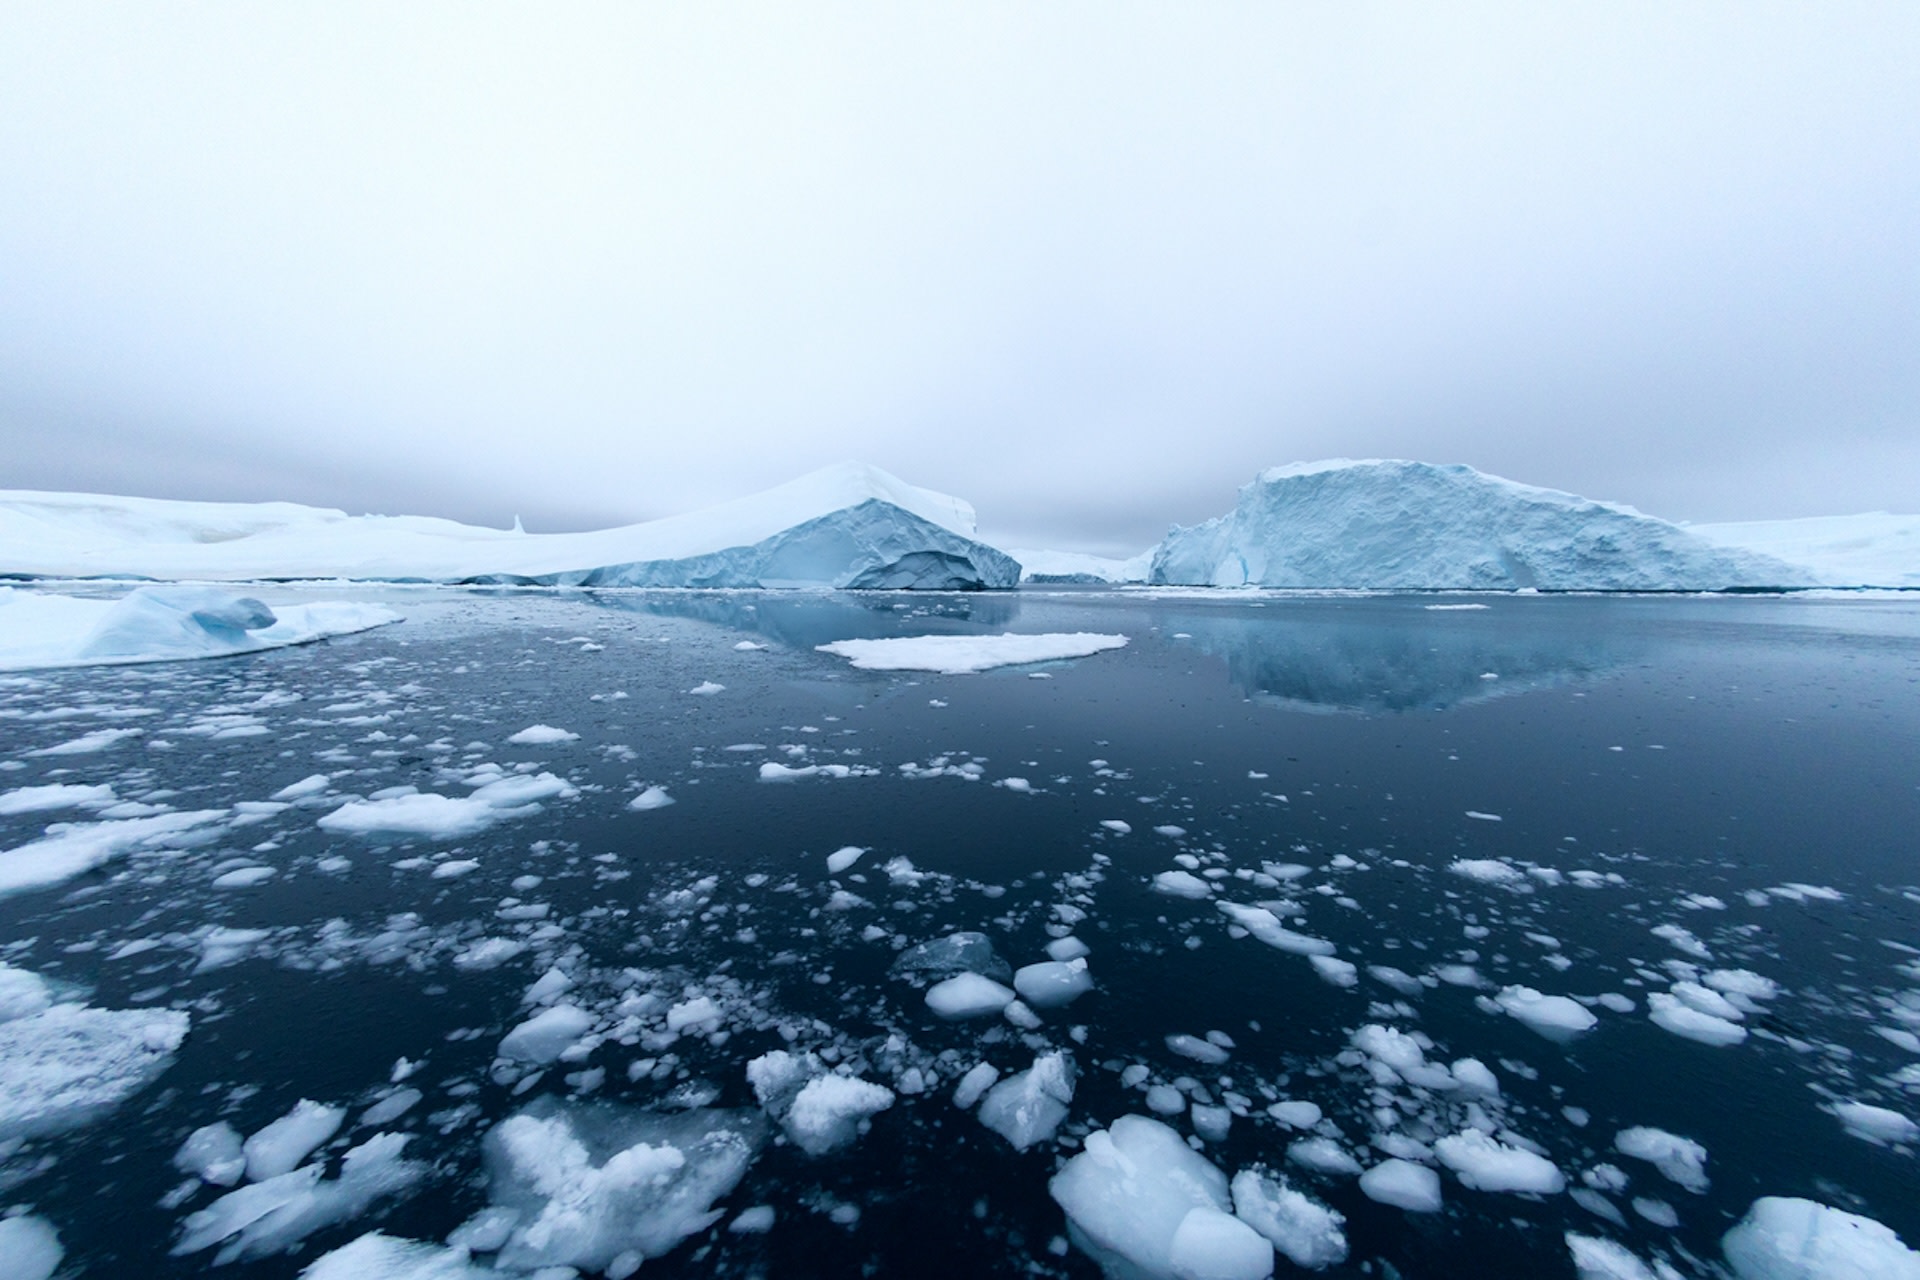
left=1, top=3, right=1914, bottom=554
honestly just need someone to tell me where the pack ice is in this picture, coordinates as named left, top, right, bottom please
left=0, top=463, right=1020, bottom=590
left=0, top=584, right=398, bottom=672
left=1149, top=460, right=1813, bottom=591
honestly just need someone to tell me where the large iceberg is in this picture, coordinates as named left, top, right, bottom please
left=1691, top=512, right=1920, bottom=589
left=1149, top=460, right=1813, bottom=591
left=0, top=463, right=1020, bottom=590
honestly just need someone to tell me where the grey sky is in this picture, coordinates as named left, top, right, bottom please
left=1, top=3, right=1914, bottom=556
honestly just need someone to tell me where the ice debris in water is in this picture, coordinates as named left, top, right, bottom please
left=1231, top=1168, right=1347, bottom=1270
left=1214, top=902, right=1336, bottom=956
left=1721, top=1197, right=1920, bottom=1280
left=1013, top=959, right=1093, bottom=1008
left=889, top=931, right=1013, bottom=985
left=1613, top=1127, right=1709, bottom=1193
left=498, top=1004, right=595, bottom=1065
left=173, top=1132, right=426, bottom=1264
left=626, top=785, right=674, bottom=811
left=1566, top=1233, right=1683, bottom=1280
left=317, top=769, right=576, bottom=840
left=977, top=1051, right=1075, bottom=1151
left=1825, top=1101, right=1918, bottom=1146
left=0, top=808, right=227, bottom=901
left=1153, top=870, right=1214, bottom=899
left=177, top=1121, right=248, bottom=1186
left=1646, top=992, right=1747, bottom=1046
left=0, top=1216, right=63, bottom=1280
left=746, top=1050, right=894, bottom=1156
left=1450, top=858, right=1527, bottom=885
left=505, top=724, right=578, bottom=745
left=825, top=844, right=866, bottom=873
left=925, top=973, right=1016, bottom=1019
left=472, top=1097, right=764, bottom=1277
left=1493, top=985, right=1598, bottom=1041
left=301, top=1232, right=494, bottom=1279
left=1050, top=1114, right=1273, bottom=1280
left=1359, top=1159, right=1444, bottom=1213
left=1433, top=1129, right=1565, bottom=1195
left=0, top=962, right=190, bottom=1141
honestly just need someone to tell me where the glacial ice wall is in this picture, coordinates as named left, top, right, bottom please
left=1150, top=460, right=1814, bottom=591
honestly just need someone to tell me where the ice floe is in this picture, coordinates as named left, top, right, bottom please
left=815, top=632, right=1128, bottom=674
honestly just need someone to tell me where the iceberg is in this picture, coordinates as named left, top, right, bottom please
left=1149, top=460, right=1814, bottom=591
left=1006, top=547, right=1154, bottom=584
left=1691, top=512, right=1920, bottom=589
left=0, top=463, right=1020, bottom=590
left=0, top=584, right=399, bottom=672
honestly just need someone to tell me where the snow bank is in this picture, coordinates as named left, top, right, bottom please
left=1692, top=512, right=1920, bottom=589
left=1150, top=460, right=1811, bottom=590
left=0, top=463, right=1019, bottom=589
left=0, top=585, right=398, bottom=672
left=478, top=1098, right=763, bottom=1274
left=1050, top=1114, right=1273, bottom=1280
left=1721, top=1197, right=1920, bottom=1280
left=815, top=632, right=1128, bottom=674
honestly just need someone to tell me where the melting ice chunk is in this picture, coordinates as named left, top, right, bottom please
left=977, top=1052, right=1074, bottom=1151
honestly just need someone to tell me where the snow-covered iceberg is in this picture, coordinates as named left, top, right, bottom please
left=1150, top=460, right=1814, bottom=591
left=0, top=585, right=399, bottom=672
left=1691, top=513, right=1920, bottom=589
left=0, top=463, right=1020, bottom=590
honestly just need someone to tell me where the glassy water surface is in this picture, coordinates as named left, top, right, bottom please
left=2, top=587, right=1916, bottom=1278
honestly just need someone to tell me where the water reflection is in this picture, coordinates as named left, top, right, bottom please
left=582, top=589, right=1026, bottom=650
left=1163, top=599, right=1632, bottom=712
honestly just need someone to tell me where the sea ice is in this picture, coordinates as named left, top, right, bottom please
left=0, top=809, right=227, bottom=900
left=890, top=932, right=1013, bottom=984
left=505, top=724, right=578, bottom=745
left=1231, top=1168, right=1348, bottom=1270
left=498, top=1004, right=594, bottom=1065
left=1287, top=1138, right=1363, bottom=1177
left=174, top=1132, right=426, bottom=1264
left=245, top=1100, right=346, bottom=1181
left=1433, top=1130, right=1565, bottom=1194
left=477, top=1099, right=763, bottom=1274
left=1646, top=993, right=1746, bottom=1046
left=1013, top=959, right=1094, bottom=1008
left=1214, top=902, right=1336, bottom=956
left=926, top=973, right=1017, bottom=1019
left=1614, top=1127, right=1709, bottom=1193
left=1826, top=1101, right=1918, bottom=1146
left=1494, top=985, right=1599, bottom=1041
left=1722, top=1197, right=1920, bottom=1280
left=1358, top=1159, right=1443, bottom=1212
left=1154, top=870, right=1214, bottom=899
left=318, top=772, right=576, bottom=840
left=0, top=783, right=115, bottom=815
left=301, top=1232, right=494, bottom=1279
left=176, top=1121, right=248, bottom=1186
left=825, top=845, right=866, bottom=873
left=1566, top=1233, right=1677, bottom=1280
left=0, top=999, right=190, bottom=1141
left=953, top=1062, right=1001, bottom=1109
left=976, top=1051, right=1075, bottom=1150
left=816, top=632, right=1128, bottom=674
left=784, top=1075, right=896, bottom=1156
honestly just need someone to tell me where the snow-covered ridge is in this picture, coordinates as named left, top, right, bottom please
left=0, top=463, right=1019, bottom=591
left=1151, top=460, right=1817, bottom=591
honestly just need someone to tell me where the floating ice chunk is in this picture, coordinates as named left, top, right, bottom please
left=271, top=774, right=332, bottom=801
left=733, top=640, right=766, bottom=651
left=977, top=1051, right=1075, bottom=1151
left=0, top=809, right=227, bottom=900
left=1267, top=1101, right=1322, bottom=1130
left=0, top=1001, right=190, bottom=1140
left=926, top=973, right=1017, bottom=1019
left=301, top=1232, right=494, bottom=1279
left=688, top=681, right=725, bottom=695
left=953, top=1063, right=1001, bottom=1109
left=1614, top=1127, right=1709, bottom=1193
left=1450, top=859, right=1525, bottom=885
left=1147, top=1085, right=1187, bottom=1115
left=1651, top=924, right=1711, bottom=960
left=666, top=997, right=723, bottom=1034
left=176, top=1121, right=247, bottom=1186
left=1566, top=1233, right=1673, bottom=1280
left=361, top=1089, right=422, bottom=1127
left=730, top=1206, right=776, bottom=1233
left=479, top=1097, right=763, bottom=1273
left=1434, top=1130, right=1565, bottom=1194
left=452, top=938, right=526, bottom=971
left=506, top=724, right=578, bottom=745
left=1495, top=985, right=1599, bottom=1042
left=1231, top=1168, right=1348, bottom=1270
left=213, top=865, right=276, bottom=888
left=0, top=1216, right=62, bottom=1280
left=825, top=845, right=866, bottom=874
left=1050, top=1115, right=1241, bottom=1279
left=0, top=783, right=115, bottom=815
left=0, top=963, right=53, bottom=1023
left=175, top=1133, right=425, bottom=1264
left=1310, top=956, right=1358, bottom=988
left=1014, top=959, right=1093, bottom=1009
left=498, top=1004, right=594, bottom=1065
left=1168, top=1206, right=1274, bottom=1280
left=1368, top=965, right=1426, bottom=997
left=1359, top=1159, right=1442, bottom=1212
left=627, top=785, right=674, bottom=811
left=245, top=1100, right=346, bottom=1181
left=1704, top=970, right=1779, bottom=1001
left=1287, top=1138, right=1363, bottom=1177
left=196, top=926, right=271, bottom=973
left=1451, top=1058, right=1501, bottom=1095
left=999, top=777, right=1032, bottom=792
left=1646, top=993, right=1746, bottom=1046
left=26, top=727, right=143, bottom=755
left=1047, top=936, right=1091, bottom=962
left=1154, top=870, right=1214, bottom=899
left=1669, top=981, right=1744, bottom=1022
left=890, top=932, right=1012, bottom=984
left=1192, top=1104, right=1233, bottom=1143
left=1214, top=903, right=1335, bottom=956
left=1826, top=1101, right=1918, bottom=1146
left=1168, top=1034, right=1231, bottom=1065
left=1101, top=819, right=1133, bottom=834
left=319, top=772, right=576, bottom=840
left=816, top=632, right=1128, bottom=675
left=785, top=1075, right=895, bottom=1156
left=1722, top=1197, right=1920, bottom=1280
left=523, top=967, right=574, bottom=1004
left=1465, top=811, right=1503, bottom=822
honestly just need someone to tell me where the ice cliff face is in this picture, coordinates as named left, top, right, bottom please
left=1150, top=460, right=1813, bottom=591
left=0, top=464, right=1020, bottom=590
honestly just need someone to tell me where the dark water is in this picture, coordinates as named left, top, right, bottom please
left=2, top=587, right=1916, bottom=1278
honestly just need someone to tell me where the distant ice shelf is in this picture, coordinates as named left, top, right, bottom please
left=1005, top=547, right=1153, bottom=585
left=0, top=463, right=1020, bottom=591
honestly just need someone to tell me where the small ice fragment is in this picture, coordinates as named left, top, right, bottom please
left=1310, top=956, right=1358, bottom=988
left=953, top=1063, right=1000, bottom=1109
left=627, top=786, right=674, bottom=812
left=730, top=1206, right=776, bottom=1232
left=1287, top=1139, right=1362, bottom=1177
left=1267, top=1101, right=1322, bottom=1129
left=1231, top=1167, right=1348, bottom=1270
left=1167, top=1034, right=1231, bottom=1065
left=1646, top=993, right=1746, bottom=1046
left=1012, top=960, right=1093, bottom=1009
left=498, top=1004, right=594, bottom=1065
left=688, top=682, right=725, bottom=695
left=1826, top=1101, right=1918, bottom=1146
left=1495, top=985, right=1599, bottom=1041
left=825, top=846, right=866, bottom=874
left=977, top=1051, right=1074, bottom=1151
left=244, top=1100, right=346, bottom=1181
left=1153, top=870, right=1214, bottom=899
left=1046, top=937, right=1090, bottom=962
left=1101, top=820, right=1133, bottom=834
left=1465, top=811, right=1503, bottom=822
left=1722, top=1197, right=1920, bottom=1280
left=926, top=974, right=1016, bottom=1019
left=0, top=1216, right=62, bottom=1280
left=1433, top=1130, right=1565, bottom=1194
left=1614, top=1127, right=1709, bottom=1193
left=175, top=1121, right=247, bottom=1186
left=1359, top=1159, right=1442, bottom=1212
left=506, top=725, right=578, bottom=745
